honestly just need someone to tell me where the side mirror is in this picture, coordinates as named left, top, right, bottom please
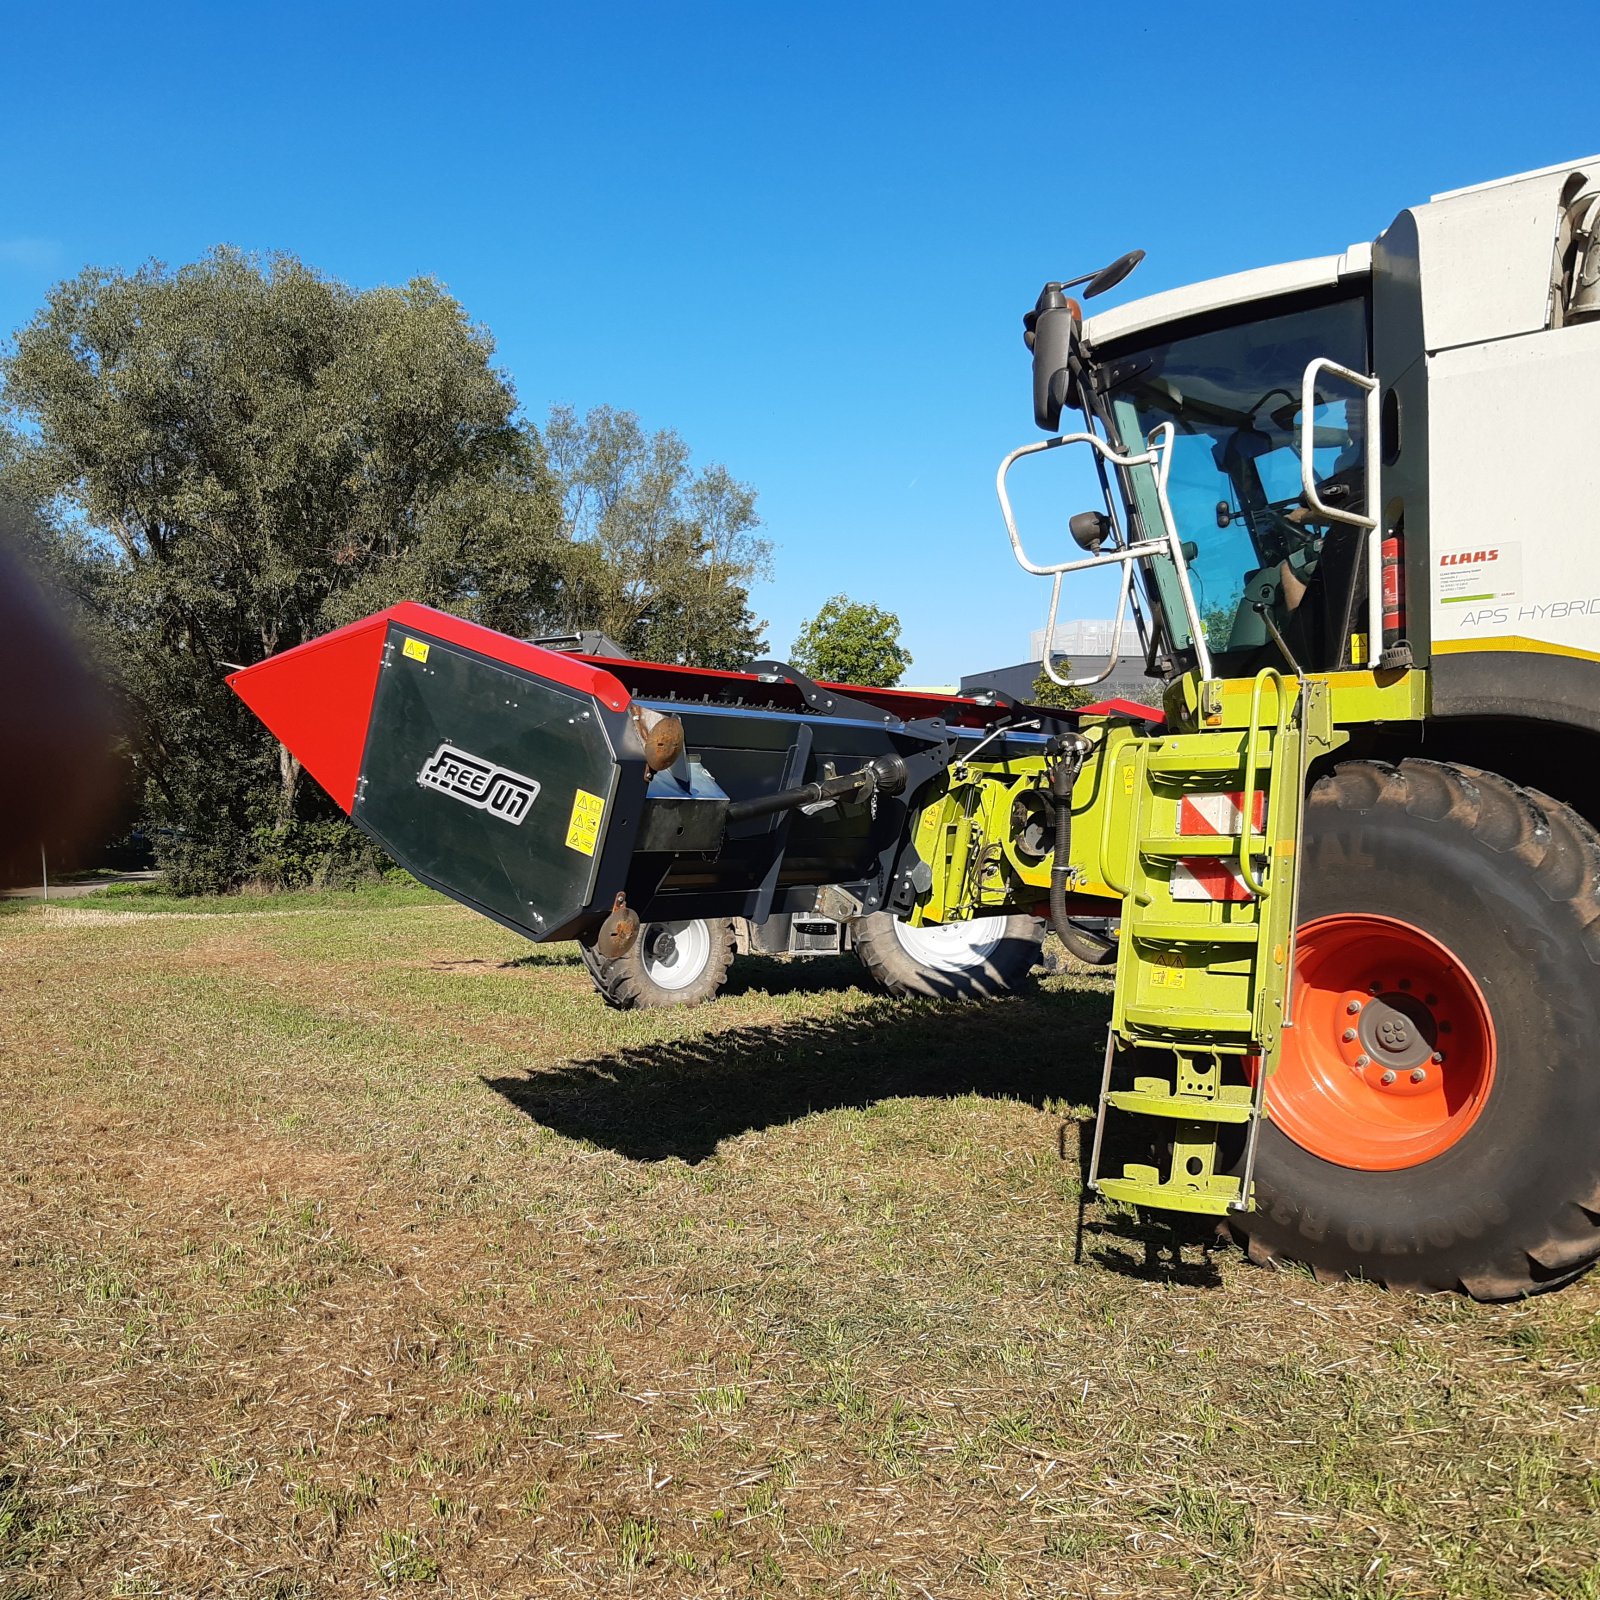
left=1022, top=284, right=1080, bottom=432
left=1083, top=249, right=1145, bottom=299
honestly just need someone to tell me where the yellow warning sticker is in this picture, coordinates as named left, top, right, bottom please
left=1150, top=954, right=1187, bottom=989
left=565, top=788, right=605, bottom=855
left=402, top=636, right=430, bottom=664
left=1122, top=765, right=1136, bottom=795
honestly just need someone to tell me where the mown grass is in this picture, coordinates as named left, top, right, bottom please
left=62, top=875, right=445, bottom=915
left=0, top=895, right=1597, bottom=1597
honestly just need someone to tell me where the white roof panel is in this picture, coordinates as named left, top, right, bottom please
left=1082, top=244, right=1371, bottom=351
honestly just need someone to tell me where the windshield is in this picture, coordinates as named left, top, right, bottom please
left=1101, top=295, right=1369, bottom=666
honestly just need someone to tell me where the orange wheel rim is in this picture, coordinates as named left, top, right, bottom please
left=1269, top=914, right=1497, bottom=1171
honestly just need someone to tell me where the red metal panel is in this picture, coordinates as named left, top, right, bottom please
left=227, top=612, right=391, bottom=813
left=386, top=604, right=631, bottom=713
left=228, top=604, right=632, bottom=815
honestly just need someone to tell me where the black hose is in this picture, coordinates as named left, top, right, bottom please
left=1045, top=737, right=1114, bottom=965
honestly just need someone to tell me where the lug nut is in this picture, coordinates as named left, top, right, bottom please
left=1410, top=1068, right=1427, bottom=1083
left=1431, top=1051, right=1445, bottom=1064
left=1399, top=978, right=1412, bottom=990
left=1381, top=1070, right=1397, bottom=1085
left=1342, top=1029, right=1357, bottom=1042
left=1356, top=1054, right=1371, bottom=1068
left=1347, top=1001, right=1363, bottom=1015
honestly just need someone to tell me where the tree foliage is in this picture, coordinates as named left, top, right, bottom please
left=790, top=594, right=912, bottom=687
left=544, top=404, right=769, bottom=668
left=1028, top=666, right=1095, bottom=709
left=1, top=250, right=768, bottom=891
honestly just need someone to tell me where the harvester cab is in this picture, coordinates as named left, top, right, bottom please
left=234, top=158, right=1600, bottom=1300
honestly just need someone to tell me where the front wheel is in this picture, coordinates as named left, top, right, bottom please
left=1237, top=759, right=1600, bottom=1299
left=853, top=912, right=1043, bottom=1001
left=580, top=917, right=736, bottom=1009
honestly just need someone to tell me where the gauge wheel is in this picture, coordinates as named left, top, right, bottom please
left=852, top=912, right=1043, bottom=1000
left=1235, top=759, right=1600, bottom=1299
left=580, top=917, right=737, bottom=1010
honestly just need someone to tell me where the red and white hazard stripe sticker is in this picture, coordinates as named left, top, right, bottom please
left=1178, top=790, right=1265, bottom=837
left=1171, top=857, right=1260, bottom=903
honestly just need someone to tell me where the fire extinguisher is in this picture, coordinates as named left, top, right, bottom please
left=1381, top=530, right=1406, bottom=643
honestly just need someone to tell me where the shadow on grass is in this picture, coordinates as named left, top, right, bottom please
left=483, top=978, right=1236, bottom=1288
left=484, top=983, right=1113, bottom=1165
left=719, top=953, right=871, bottom=1000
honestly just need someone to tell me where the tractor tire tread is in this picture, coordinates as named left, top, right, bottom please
left=852, top=913, right=1043, bottom=1001
left=1239, top=757, right=1600, bottom=1300
left=580, top=919, right=737, bottom=1010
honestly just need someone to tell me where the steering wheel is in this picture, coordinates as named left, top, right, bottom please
left=1260, top=496, right=1326, bottom=563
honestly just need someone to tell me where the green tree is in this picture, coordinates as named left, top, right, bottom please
left=1, top=248, right=576, bottom=890
left=543, top=404, right=771, bottom=668
left=1028, top=666, right=1095, bottom=709
left=790, top=594, right=912, bottom=687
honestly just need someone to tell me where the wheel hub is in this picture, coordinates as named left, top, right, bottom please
left=1269, top=914, right=1496, bottom=1170
left=1355, top=990, right=1436, bottom=1076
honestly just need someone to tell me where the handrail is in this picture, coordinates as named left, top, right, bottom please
left=996, top=423, right=1214, bottom=684
left=1237, top=668, right=1291, bottom=897
left=1299, top=357, right=1383, bottom=664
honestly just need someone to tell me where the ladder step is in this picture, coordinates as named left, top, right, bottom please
left=1143, top=746, right=1268, bottom=775
left=1139, top=835, right=1253, bottom=858
left=1121, top=1004, right=1255, bottom=1035
left=1106, top=1081, right=1254, bottom=1123
left=1096, top=1170, right=1244, bottom=1217
left=1129, top=920, right=1260, bottom=944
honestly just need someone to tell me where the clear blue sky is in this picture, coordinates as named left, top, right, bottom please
left=3, top=2, right=1590, bottom=685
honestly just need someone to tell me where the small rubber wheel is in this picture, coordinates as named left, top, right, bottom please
left=580, top=917, right=736, bottom=1009
left=853, top=912, right=1043, bottom=1000
left=1237, top=759, right=1600, bottom=1299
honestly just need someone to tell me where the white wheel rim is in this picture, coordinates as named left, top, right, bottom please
left=890, top=915, right=1007, bottom=972
left=640, top=919, right=714, bottom=991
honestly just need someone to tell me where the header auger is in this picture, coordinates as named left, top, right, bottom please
left=234, top=157, right=1600, bottom=1299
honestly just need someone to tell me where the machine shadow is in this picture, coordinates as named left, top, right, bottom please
left=483, top=983, right=1114, bottom=1165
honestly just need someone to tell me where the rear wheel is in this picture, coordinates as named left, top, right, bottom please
left=580, top=917, right=736, bottom=1009
left=1238, top=759, right=1600, bottom=1299
left=853, top=912, right=1043, bottom=1000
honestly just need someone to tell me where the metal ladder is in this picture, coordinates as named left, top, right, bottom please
left=1086, top=671, right=1316, bottom=1218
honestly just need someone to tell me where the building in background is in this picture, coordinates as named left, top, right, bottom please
left=960, top=619, right=1160, bottom=704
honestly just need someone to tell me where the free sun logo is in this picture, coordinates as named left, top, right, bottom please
left=417, top=744, right=540, bottom=825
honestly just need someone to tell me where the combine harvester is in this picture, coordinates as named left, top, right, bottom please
left=234, top=159, right=1600, bottom=1299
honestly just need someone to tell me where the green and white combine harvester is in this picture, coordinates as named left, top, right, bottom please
left=233, top=159, right=1600, bottom=1299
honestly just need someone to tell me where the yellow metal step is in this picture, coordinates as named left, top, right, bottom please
left=1106, top=1080, right=1254, bottom=1124
left=1138, top=834, right=1250, bottom=858
left=1121, top=1004, right=1255, bottom=1035
left=1096, top=1170, right=1244, bottom=1217
left=1129, top=920, right=1260, bottom=944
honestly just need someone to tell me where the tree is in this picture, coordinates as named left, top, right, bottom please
left=1, top=248, right=577, bottom=890
left=790, top=594, right=912, bottom=687
left=1028, top=666, right=1095, bottom=709
left=543, top=404, right=770, bottom=668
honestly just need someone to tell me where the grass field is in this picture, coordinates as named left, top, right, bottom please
left=2, top=888, right=1598, bottom=1598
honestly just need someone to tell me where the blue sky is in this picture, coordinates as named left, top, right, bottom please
left=3, top=2, right=1590, bottom=685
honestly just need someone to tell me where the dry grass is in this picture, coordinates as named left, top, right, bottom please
left=1, top=891, right=1597, bottom=1598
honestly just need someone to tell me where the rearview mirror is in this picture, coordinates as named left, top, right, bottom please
left=1023, top=284, right=1079, bottom=432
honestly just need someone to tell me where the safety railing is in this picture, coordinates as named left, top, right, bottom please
left=1299, top=357, right=1382, bottom=666
left=996, top=423, right=1214, bottom=686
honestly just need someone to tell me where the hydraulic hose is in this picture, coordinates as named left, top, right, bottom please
left=1046, top=735, right=1112, bottom=965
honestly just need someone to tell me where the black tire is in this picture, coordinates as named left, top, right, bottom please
left=580, top=917, right=737, bottom=1010
left=852, top=912, right=1044, bottom=1000
left=1236, top=759, right=1600, bottom=1299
